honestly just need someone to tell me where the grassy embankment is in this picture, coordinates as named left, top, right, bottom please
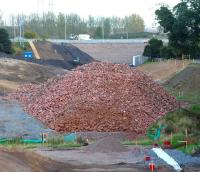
left=12, top=42, right=31, bottom=56
left=0, top=135, right=82, bottom=149
left=124, top=63, right=200, bottom=154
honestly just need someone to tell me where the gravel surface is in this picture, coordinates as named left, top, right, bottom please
left=11, top=62, right=179, bottom=134
left=0, top=99, right=54, bottom=139
left=85, top=137, right=128, bottom=153
left=146, top=149, right=200, bottom=166
left=36, top=148, right=144, bottom=165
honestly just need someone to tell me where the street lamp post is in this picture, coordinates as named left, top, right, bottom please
left=65, top=14, right=67, bottom=40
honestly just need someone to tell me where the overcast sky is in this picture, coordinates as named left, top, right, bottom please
left=0, top=0, right=180, bottom=27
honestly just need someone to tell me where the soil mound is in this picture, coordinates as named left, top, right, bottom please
left=0, top=58, right=67, bottom=94
left=164, top=64, right=200, bottom=102
left=138, top=60, right=190, bottom=82
left=165, top=64, right=200, bottom=93
left=85, top=137, right=128, bottom=153
left=10, top=62, right=179, bottom=134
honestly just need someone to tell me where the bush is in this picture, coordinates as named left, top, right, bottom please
left=165, top=125, right=175, bottom=134
left=24, top=31, right=37, bottom=39
left=47, top=135, right=64, bottom=145
left=160, top=46, right=174, bottom=59
left=143, top=38, right=163, bottom=58
left=0, top=28, right=12, bottom=54
left=76, top=136, right=88, bottom=146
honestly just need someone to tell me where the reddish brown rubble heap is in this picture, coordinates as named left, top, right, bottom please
left=11, top=62, right=179, bottom=134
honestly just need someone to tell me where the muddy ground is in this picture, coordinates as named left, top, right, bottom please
left=0, top=149, right=148, bottom=172
left=1, top=148, right=199, bottom=172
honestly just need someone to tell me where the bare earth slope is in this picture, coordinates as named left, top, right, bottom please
left=34, top=41, right=94, bottom=69
left=137, top=60, right=190, bottom=82
left=0, top=149, right=147, bottom=172
left=0, top=58, right=67, bottom=94
left=164, top=63, right=200, bottom=103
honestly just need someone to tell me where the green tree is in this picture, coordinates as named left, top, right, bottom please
left=24, top=31, right=37, bottom=38
left=0, top=28, right=12, bottom=54
left=160, top=46, right=174, bottom=59
left=57, top=13, right=65, bottom=39
left=94, top=27, right=102, bottom=39
left=155, top=6, right=175, bottom=33
left=124, top=14, right=145, bottom=33
left=155, top=0, right=200, bottom=58
left=103, top=18, right=111, bottom=38
left=143, top=38, right=163, bottom=58
left=8, top=12, right=145, bottom=40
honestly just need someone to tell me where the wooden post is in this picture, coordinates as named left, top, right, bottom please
left=171, top=132, right=173, bottom=144
left=185, top=128, right=188, bottom=150
left=185, top=128, right=188, bottom=138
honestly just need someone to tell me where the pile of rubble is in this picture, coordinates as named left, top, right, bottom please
left=85, top=137, right=128, bottom=153
left=10, top=62, right=179, bottom=134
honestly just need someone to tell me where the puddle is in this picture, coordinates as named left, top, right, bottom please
left=0, top=99, right=53, bottom=139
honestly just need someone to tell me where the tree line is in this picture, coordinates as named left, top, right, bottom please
left=2, top=13, right=145, bottom=39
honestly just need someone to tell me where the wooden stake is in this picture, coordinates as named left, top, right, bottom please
left=185, top=128, right=188, bottom=138
left=171, top=132, right=173, bottom=144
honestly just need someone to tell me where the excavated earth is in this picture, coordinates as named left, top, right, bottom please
left=0, top=58, right=67, bottom=95
left=0, top=149, right=149, bottom=172
left=1, top=148, right=199, bottom=172
left=10, top=62, right=179, bottom=134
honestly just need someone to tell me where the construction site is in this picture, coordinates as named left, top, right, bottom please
left=0, top=0, right=200, bottom=171
left=0, top=38, right=200, bottom=172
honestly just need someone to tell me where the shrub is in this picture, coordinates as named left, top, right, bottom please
left=24, top=31, right=37, bottom=39
left=143, top=38, right=163, bottom=58
left=47, top=135, right=64, bottom=145
left=0, top=28, right=12, bottom=54
left=76, top=136, right=88, bottom=146
left=160, top=46, right=174, bottom=59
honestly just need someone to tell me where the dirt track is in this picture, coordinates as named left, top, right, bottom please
left=1, top=149, right=199, bottom=172
left=0, top=149, right=147, bottom=172
left=0, top=149, right=76, bottom=172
